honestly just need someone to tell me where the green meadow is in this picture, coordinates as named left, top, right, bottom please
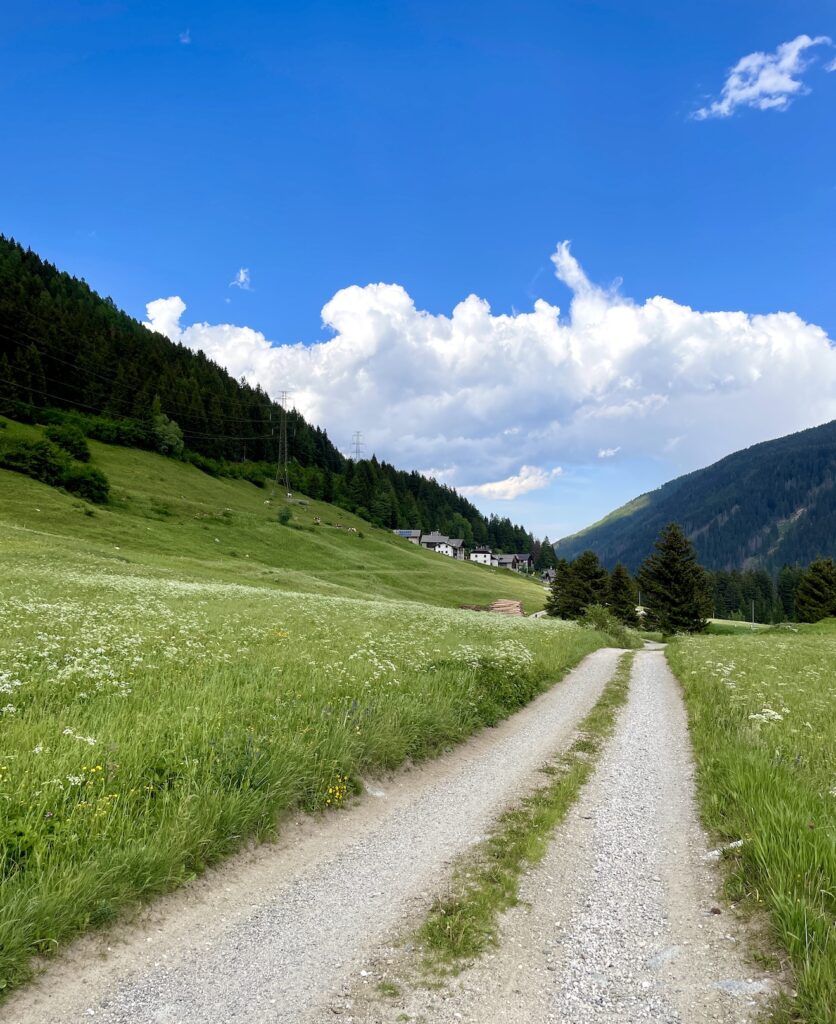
left=668, top=624, right=836, bottom=1023
left=0, top=421, right=608, bottom=994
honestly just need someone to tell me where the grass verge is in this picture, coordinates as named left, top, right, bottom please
left=416, top=650, right=635, bottom=972
left=667, top=624, right=835, bottom=1023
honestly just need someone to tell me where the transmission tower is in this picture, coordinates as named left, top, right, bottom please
left=272, top=390, right=292, bottom=496
left=350, top=430, right=365, bottom=461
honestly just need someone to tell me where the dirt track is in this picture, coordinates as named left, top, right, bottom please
left=3, top=649, right=622, bottom=1024
left=348, top=649, right=776, bottom=1024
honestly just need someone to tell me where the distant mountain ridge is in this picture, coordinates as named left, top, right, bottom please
left=554, top=420, right=836, bottom=571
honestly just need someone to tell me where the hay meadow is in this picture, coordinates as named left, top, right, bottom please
left=0, top=432, right=607, bottom=993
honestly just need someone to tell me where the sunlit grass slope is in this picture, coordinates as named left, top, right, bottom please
left=0, top=417, right=545, bottom=611
left=0, top=419, right=607, bottom=994
left=667, top=624, right=836, bottom=1023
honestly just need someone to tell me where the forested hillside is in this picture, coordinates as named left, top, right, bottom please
left=554, top=420, right=836, bottom=571
left=0, top=235, right=533, bottom=550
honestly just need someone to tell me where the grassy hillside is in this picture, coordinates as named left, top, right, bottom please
left=0, top=418, right=615, bottom=996
left=0, top=417, right=545, bottom=611
left=554, top=419, right=836, bottom=571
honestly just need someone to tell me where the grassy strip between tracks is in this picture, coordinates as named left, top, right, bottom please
left=415, top=650, right=635, bottom=974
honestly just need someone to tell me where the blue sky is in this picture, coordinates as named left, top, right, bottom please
left=3, top=1, right=836, bottom=538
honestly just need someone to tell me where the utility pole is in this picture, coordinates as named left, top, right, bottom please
left=350, top=430, right=365, bottom=461
left=272, top=390, right=292, bottom=496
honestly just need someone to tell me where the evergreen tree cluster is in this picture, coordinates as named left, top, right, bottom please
left=547, top=524, right=709, bottom=634
left=0, top=236, right=536, bottom=548
left=545, top=551, right=639, bottom=628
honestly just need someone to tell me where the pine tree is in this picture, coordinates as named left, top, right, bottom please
left=794, top=559, right=836, bottom=623
left=545, top=559, right=571, bottom=617
left=777, top=564, right=804, bottom=621
left=534, top=536, right=558, bottom=571
left=637, top=523, right=708, bottom=634
left=608, top=563, right=639, bottom=626
left=546, top=551, right=607, bottom=619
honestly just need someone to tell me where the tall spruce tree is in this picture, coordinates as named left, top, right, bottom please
left=546, top=551, right=607, bottom=619
left=794, top=559, right=836, bottom=623
left=638, top=523, right=708, bottom=634
left=608, top=563, right=639, bottom=627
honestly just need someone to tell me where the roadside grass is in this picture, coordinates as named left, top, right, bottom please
left=416, top=651, right=635, bottom=973
left=667, top=624, right=835, bottom=1023
left=0, top=545, right=607, bottom=997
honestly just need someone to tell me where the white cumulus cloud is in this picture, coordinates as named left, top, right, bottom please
left=143, top=243, right=836, bottom=505
left=598, top=447, right=621, bottom=459
left=460, top=466, right=563, bottom=501
left=693, top=34, right=832, bottom=119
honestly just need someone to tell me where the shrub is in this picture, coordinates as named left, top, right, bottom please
left=45, top=424, right=91, bottom=462
left=62, top=464, right=110, bottom=504
left=277, top=506, right=292, bottom=526
left=0, top=439, right=69, bottom=486
left=580, top=604, right=640, bottom=648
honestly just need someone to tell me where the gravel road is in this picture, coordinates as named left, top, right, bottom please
left=4, top=647, right=623, bottom=1024
left=353, top=648, right=776, bottom=1024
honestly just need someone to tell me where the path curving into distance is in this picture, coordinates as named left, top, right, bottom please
left=356, top=648, right=776, bottom=1024
left=4, top=648, right=624, bottom=1024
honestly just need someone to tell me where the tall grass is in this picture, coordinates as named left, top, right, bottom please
left=0, top=554, right=606, bottom=996
left=667, top=624, right=835, bottom=1023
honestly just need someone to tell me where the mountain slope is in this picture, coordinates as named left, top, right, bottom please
left=0, top=234, right=534, bottom=549
left=554, top=420, right=836, bottom=571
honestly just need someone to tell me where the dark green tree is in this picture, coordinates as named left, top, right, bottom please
left=777, top=564, right=804, bottom=621
left=608, top=563, right=639, bottom=626
left=534, top=536, right=558, bottom=571
left=637, top=523, right=708, bottom=634
left=546, top=551, right=607, bottom=619
left=794, top=559, right=836, bottom=623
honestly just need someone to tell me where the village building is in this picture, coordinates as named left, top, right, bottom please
left=496, top=554, right=518, bottom=570
left=393, top=529, right=422, bottom=544
left=515, top=553, right=533, bottom=571
left=469, top=546, right=493, bottom=566
left=392, top=531, right=469, bottom=559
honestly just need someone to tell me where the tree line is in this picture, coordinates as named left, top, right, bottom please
left=546, top=523, right=836, bottom=632
left=0, top=235, right=537, bottom=551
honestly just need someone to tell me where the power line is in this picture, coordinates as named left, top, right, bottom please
left=0, top=319, right=289, bottom=426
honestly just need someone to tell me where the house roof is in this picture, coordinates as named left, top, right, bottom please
left=448, top=538, right=464, bottom=548
left=515, top=553, right=531, bottom=560
left=497, top=554, right=517, bottom=564
left=420, top=532, right=449, bottom=545
left=473, top=546, right=492, bottom=554
left=394, top=529, right=421, bottom=538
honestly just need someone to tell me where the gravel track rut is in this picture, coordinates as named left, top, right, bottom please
left=3, top=647, right=623, bottom=1024
left=352, top=648, right=776, bottom=1024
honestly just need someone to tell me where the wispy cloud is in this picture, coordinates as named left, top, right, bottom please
left=179, top=29, right=191, bottom=45
left=459, top=466, right=563, bottom=501
left=597, top=447, right=621, bottom=459
left=229, top=267, right=252, bottom=291
left=693, top=34, right=832, bottom=120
